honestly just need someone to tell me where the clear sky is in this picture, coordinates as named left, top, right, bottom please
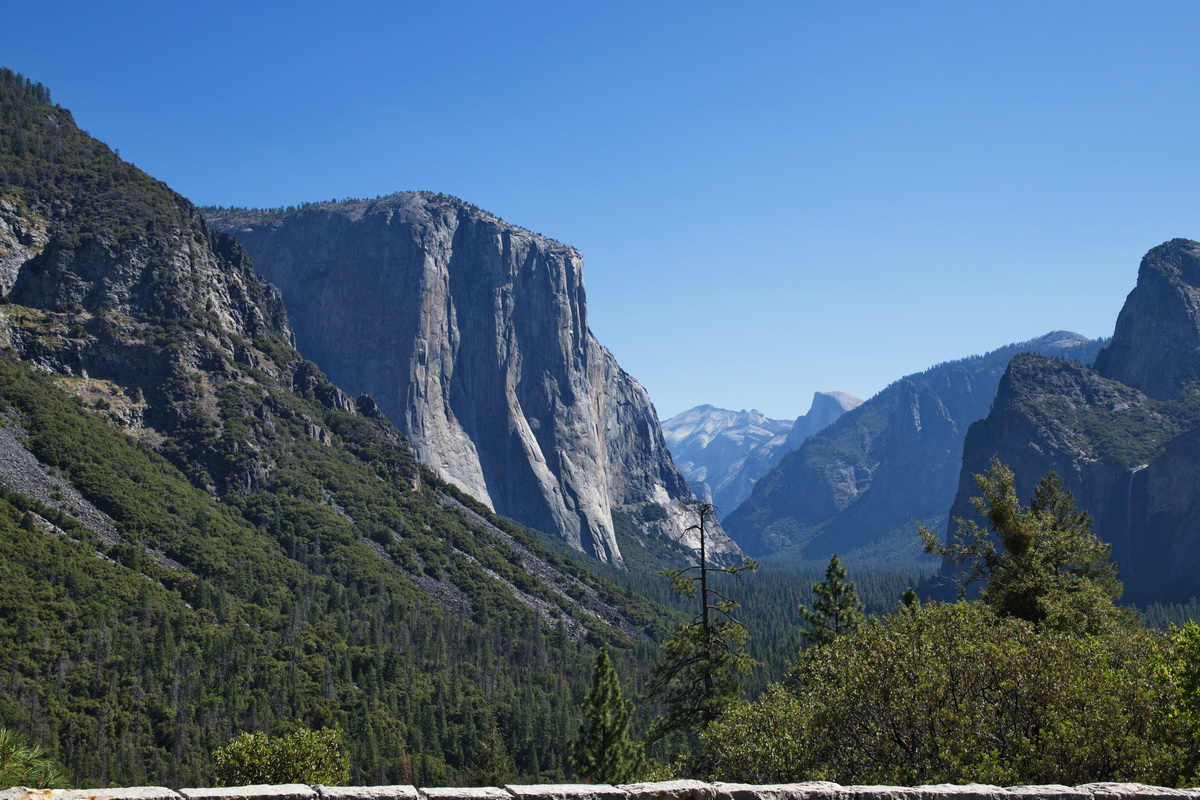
left=8, top=1, right=1200, bottom=420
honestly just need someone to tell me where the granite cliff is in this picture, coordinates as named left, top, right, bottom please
left=1093, top=239, right=1200, bottom=400
left=663, top=391, right=861, bottom=516
left=205, top=196, right=736, bottom=566
left=724, top=332, right=1105, bottom=563
left=947, top=240, right=1200, bottom=604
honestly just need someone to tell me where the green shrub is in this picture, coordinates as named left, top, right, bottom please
left=213, top=727, right=351, bottom=786
left=705, top=602, right=1186, bottom=786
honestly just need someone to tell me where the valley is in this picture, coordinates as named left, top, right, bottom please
left=4, top=62, right=1200, bottom=791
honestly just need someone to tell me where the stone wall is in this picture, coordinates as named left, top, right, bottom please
left=4, top=779, right=1200, bottom=800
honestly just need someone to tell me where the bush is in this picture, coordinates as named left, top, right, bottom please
left=705, top=602, right=1186, bottom=786
left=213, top=727, right=351, bottom=786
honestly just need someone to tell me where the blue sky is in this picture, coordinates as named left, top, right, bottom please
left=8, top=1, right=1200, bottom=419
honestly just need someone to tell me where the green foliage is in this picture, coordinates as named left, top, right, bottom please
left=1166, top=622, right=1200, bottom=782
left=706, top=602, right=1186, bottom=786
left=213, top=727, right=350, bottom=787
left=457, top=721, right=516, bottom=788
left=922, top=458, right=1132, bottom=635
left=797, top=554, right=864, bottom=647
left=570, top=648, right=642, bottom=784
left=0, top=68, right=181, bottom=250
left=0, top=727, right=67, bottom=789
left=648, top=505, right=758, bottom=748
left=0, top=351, right=663, bottom=788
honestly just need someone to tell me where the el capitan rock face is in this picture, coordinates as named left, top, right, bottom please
left=207, top=195, right=735, bottom=565
left=947, top=240, right=1200, bottom=604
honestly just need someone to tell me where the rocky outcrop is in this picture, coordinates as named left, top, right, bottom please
left=663, top=392, right=861, bottom=517
left=206, top=195, right=735, bottom=565
left=723, top=332, right=1105, bottom=563
left=783, top=391, right=864, bottom=451
left=1094, top=239, right=1200, bottom=400
left=0, top=92, right=308, bottom=495
left=947, top=355, right=1170, bottom=600
left=946, top=240, right=1200, bottom=604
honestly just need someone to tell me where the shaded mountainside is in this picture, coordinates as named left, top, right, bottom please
left=0, top=69, right=680, bottom=787
left=949, top=240, right=1200, bottom=605
left=724, top=332, right=1106, bottom=564
left=663, top=392, right=861, bottom=517
left=204, top=198, right=738, bottom=567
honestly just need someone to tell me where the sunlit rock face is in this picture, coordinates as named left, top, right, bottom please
left=1094, top=238, right=1200, bottom=401
left=207, top=194, right=739, bottom=566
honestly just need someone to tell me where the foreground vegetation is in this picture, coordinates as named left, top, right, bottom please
left=706, top=603, right=1189, bottom=785
left=697, top=462, right=1200, bottom=787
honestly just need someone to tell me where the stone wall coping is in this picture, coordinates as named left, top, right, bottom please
left=0, top=790, right=181, bottom=800
left=180, top=785, right=317, bottom=800
left=619, top=780, right=715, bottom=800
left=419, top=790, right=511, bottom=800
left=710, top=782, right=843, bottom=800
left=314, top=789, right=420, bottom=800
left=5, top=782, right=1200, bottom=800
left=506, top=787, right=628, bottom=800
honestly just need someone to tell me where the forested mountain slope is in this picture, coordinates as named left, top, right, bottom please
left=0, top=69, right=677, bottom=788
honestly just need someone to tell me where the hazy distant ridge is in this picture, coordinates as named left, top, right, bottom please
left=663, top=391, right=862, bottom=516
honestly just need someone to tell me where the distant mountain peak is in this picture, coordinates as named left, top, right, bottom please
left=1029, top=330, right=1094, bottom=349
left=663, top=393, right=860, bottom=517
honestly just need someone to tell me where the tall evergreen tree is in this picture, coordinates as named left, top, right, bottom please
left=460, top=719, right=516, bottom=788
left=570, top=647, right=641, bottom=783
left=798, top=553, right=865, bottom=647
left=648, top=503, right=758, bottom=745
left=922, top=458, right=1132, bottom=634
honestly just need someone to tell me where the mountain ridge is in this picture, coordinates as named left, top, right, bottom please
left=724, top=331, right=1106, bottom=563
left=663, top=391, right=861, bottom=516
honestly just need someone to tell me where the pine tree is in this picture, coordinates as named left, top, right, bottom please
left=570, top=647, right=641, bottom=783
left=798, top=553, right=865, bottom=647
left=0, top=728, right=66, bottom=789
left=648, top=503, right=758, bottom=745
left=460, top=719, right=516, bottom=788
left=921, top=458, right=1132, bottom=634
